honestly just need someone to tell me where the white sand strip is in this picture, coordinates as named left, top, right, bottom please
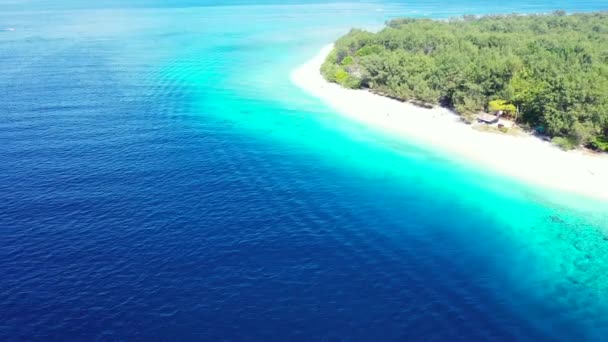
left=291, top=44, right=608, bottom=201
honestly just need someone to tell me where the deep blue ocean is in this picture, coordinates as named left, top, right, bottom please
left=1, top=1, right=608, bottom=340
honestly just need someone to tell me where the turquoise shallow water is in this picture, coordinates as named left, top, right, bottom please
left=1, top=1, right=608, bottom=340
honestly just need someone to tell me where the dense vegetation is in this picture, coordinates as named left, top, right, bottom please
left=321, top=12, right=608, bottom=151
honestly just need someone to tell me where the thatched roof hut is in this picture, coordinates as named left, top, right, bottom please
left=477, top=113, right=499, bottom=124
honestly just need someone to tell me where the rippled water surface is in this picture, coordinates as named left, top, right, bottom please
left=1, top=1, right=608, bottom=340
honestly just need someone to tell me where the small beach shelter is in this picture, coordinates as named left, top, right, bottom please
left=477, top=113, right=499, bottom=124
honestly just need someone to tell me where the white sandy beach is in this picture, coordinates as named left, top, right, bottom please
left=291, top=45, right=608, bottom=201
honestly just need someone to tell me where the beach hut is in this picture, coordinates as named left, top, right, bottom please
left=477, top=113, right=500, bottom=124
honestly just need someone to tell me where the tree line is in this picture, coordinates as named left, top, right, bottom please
left=321, top=12, right=608, bottom=151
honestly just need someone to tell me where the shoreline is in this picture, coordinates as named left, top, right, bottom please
left=290, top=44, right=608, bottom=201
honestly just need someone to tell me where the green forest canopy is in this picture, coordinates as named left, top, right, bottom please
left=321, top=12, right=608, bottom=151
